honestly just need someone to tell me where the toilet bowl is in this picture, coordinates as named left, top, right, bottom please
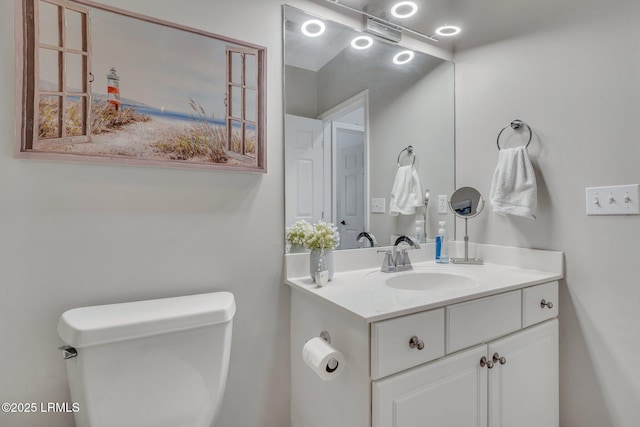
left=57, top=291, right=236, bottom=427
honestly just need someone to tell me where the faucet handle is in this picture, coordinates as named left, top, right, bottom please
left=398, top=249, right=413, bottom=269
left=377, top=249, right=395, bottom=273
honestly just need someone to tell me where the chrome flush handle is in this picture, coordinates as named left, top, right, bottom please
left=58, top=345, right=77, bottom=359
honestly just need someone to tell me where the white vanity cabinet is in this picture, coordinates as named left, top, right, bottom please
left=373, top=320, right=558, bottom=427
left=372, top=281, right=559, bottom=427
left=290, top=280, right=559, bottom=427
left=487, top=319, right=558, bottom=427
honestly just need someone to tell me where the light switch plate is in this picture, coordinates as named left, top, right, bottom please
left=586, top=184, right=640, bottom=215
left=438, top=195, right=448, bottom=214
left=371, top=198, right=386, bottom=214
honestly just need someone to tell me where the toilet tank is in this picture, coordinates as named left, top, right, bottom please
left=58, top=292, right=236, bottom=427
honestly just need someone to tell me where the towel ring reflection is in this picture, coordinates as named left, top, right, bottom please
left=496, top=120, right=532, bottom=150
left=397, top=145, right=416, bottom=167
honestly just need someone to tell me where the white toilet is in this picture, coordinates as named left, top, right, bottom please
left=57, top=291, right=236, bottom=427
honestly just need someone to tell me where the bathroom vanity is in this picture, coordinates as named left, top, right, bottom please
left=285, top=244, right=563, bottom=427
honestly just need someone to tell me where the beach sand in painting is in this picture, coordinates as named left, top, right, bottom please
left=42, top=110, right=254, bottom=167
left=55, top=117, right=190, bottom=160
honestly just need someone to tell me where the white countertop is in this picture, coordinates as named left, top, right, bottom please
left=285, top=243, right=564, bottom=322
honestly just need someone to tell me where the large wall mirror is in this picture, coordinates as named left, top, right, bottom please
left=283, top=5, right=455, bottom=250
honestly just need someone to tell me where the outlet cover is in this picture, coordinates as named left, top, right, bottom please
left=371, top=197, right=386, bottom=214
left=438, top=195, right=448, bottom=214
left=586, top=184, right=640, bottom=215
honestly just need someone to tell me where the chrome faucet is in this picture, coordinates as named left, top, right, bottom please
left=377, top=236, right=421, bottom=273
left=356, top=231, right=377, bottom=248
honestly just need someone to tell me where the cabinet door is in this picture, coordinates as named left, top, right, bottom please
left=373, top=345, right=488, bottom=427
left=488, top=320, right=558, bottom=427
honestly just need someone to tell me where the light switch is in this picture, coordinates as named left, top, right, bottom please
left=371, top=198, right=386, bottom=214
left=586, top=184, right=640, bottom=215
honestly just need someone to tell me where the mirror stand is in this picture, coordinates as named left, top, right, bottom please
left=450, top=217, right=483, bottom=265
left=449, top=186, right=484, bottom=265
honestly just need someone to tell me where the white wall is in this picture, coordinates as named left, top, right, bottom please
left=454, top=0, right=640, bottom=425
left=1, top=1, right=294, bottom=426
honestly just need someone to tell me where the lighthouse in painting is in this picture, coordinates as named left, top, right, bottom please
left=106, top=66, right=121, bottom=110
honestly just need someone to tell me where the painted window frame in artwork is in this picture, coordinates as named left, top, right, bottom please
left=29, top=0, right=92, bottom=149
left=15, top=0, right=267, bottom=173
left=226, top=46, right=259, bottom=161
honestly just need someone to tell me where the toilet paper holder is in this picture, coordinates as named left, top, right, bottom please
left=303, top=330, right=345, bottom=379
left=318, top=331, right=339, bottom=373
left=319, top=330, right=331, bottom=344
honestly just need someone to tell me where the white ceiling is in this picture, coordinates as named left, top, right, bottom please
left=308, top=0, right=458, bottom=48
left=284, top=4, right=447, bottom=74
left=306, top=0, right=617, bottom=53
left=284, top=6, right=357, bottom=71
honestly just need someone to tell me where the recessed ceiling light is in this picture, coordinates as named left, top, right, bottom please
left=435, top=25, right=462, bottom=36
left=391, top=1, right=418, bottom=19
left=393, top=50, right=414, bottom=65
left=351, top=35, right=374, bottom=50
left=301, top=19, right=326, bottom=37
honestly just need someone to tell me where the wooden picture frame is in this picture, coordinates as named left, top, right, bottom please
left=15, top=0, right=267, bottom=173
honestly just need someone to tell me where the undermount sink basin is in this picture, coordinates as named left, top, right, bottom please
left=385, top=271, right=478, bottom=291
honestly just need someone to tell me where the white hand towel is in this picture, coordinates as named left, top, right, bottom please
left=389, top=165, right=424, bottom=216
left=490, top=146, right=537, bottom=219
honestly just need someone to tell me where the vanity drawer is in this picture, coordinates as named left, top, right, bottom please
left=371, top=308, right=445, bottom=380
left=523, top=281, right=558, bottom=327
left=446, top=290, right=521, bottom=353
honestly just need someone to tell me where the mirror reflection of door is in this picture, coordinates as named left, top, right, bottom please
left=333, top=123, right=365, bottom=249
left=284, top=114, right=325, bottom=226
left=285, top=92, right=369, bottom=249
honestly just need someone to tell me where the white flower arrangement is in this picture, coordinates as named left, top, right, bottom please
left=285, top=220, right=314, bottom=246
left=305, top=220, right=340, bottom=250
left=285, top=219, right=340, bottom=250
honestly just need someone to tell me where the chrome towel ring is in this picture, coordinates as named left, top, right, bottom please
left=397, top=145, right=416, bottom=167
left=496, top=119, right=532, bottom=150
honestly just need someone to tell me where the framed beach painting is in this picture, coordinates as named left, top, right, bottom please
left=15, top=0, right=267, bottom=172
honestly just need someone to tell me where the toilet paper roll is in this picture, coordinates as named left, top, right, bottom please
left=302, top=337, right=345, bottom=381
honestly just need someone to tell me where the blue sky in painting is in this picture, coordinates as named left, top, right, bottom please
left=90, top=8, right=234, bottom=119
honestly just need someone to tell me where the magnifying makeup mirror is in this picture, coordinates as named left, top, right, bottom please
left=449, top=187, right=484, bottom=265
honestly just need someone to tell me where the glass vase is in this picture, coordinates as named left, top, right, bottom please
left=288, top=243, right=309, bottom=253
left=309, top=248, right=334, bottom=282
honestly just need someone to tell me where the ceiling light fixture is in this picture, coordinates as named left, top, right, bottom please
left=393, top=50, right=414, bottom=65
left=390, top=1, right=418, bottom=19
left=323, top=0, right=463, bottom=42
left=301, top=19, right=326, bottom=37
left=435, top=25, right=462, bottom=36
left=351, top=35, right=374, bottom=50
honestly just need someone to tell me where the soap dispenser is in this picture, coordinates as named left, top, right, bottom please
left=414, top=219, right=426, bottom=244
left=436, top=221, right=449, bottom=264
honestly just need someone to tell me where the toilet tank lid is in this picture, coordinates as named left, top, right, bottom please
left=58, top=291, right=236, bottom=348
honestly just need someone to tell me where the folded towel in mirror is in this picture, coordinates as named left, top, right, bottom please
left=389, top=165, right=424, bottom=216
left=490, top=146, right=537, bottom=219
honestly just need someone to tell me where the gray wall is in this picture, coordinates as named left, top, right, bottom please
left=364, top=61, right=455, bottom=242
left=285, top=65, right=318, bottom=118
left=454, top=0, right=640, bottom=425
left=2, top=1, right=292, bottom=426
